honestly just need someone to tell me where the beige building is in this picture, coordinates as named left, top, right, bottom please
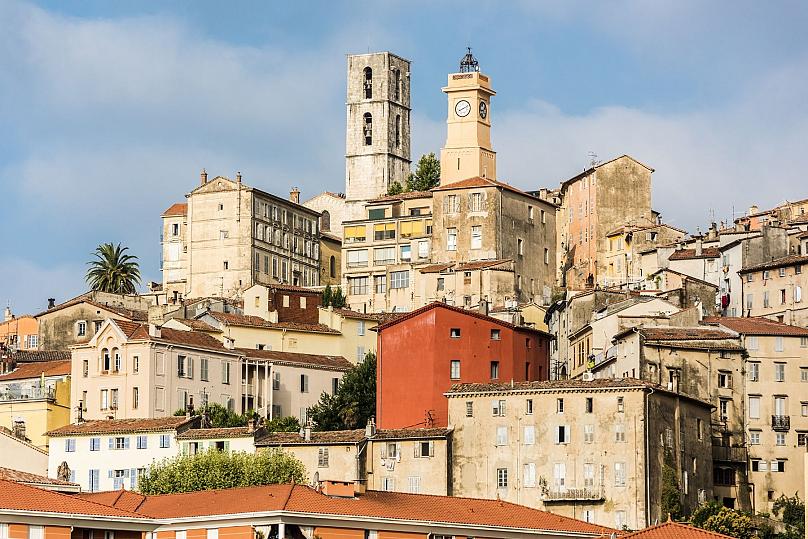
left=176, top=425, right=257, bottom=455
left=739, top=254, right=808, bottom=327
left=256, top=423, right=451, bottom=495
left=488, top=301, right=549, bottom=332
left=319, top=232, right=342, bottom=286
left=70, top=319, right=242, bottom=421
left=446, top=379, right=714, bottom=530
left=0, top=427, right=49, bottom=475
left=161, top=172, right=322, bottom=299
left=602, top=221, right=686, bottom=288
left=704, top=317, right=808, bottom=513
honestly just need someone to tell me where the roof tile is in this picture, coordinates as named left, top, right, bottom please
left=0, top=360, right=70, bottom=381
left=46, top=416, right=197, bottom=437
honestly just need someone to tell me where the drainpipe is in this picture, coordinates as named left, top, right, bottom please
left=645, top=386, right=654, bottom=527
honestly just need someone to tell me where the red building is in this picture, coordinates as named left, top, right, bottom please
left=376, top=302, right=552, bottom=429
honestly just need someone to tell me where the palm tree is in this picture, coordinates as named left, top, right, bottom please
left=86, top=243, right=142, bottom=294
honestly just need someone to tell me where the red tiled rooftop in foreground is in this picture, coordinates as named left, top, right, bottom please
left=622, top=521, right=734, bottom=538
left=703, top=316, right=808, bottom=337
left=162, top=202, right=188, bottom=217
left=0, top=479, right=141, bottom=518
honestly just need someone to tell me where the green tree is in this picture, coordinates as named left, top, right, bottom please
left=264, top=416, right=301, bottom=433
left=138, top=448, right=306, bottom=494
left=703, top=507, right=755, bottom=539
left=321, top=285, right=346, bottom=308
left=386, top=180, right=404, bottom=196
left=772, top=494, right=805, bottom=539
left=691, top=501, right=724, bottom=529
left=322, top=284, right=333, bottom=308
left=660, top=451, right=682, bottom=521
left=173, top=403, right=249, bottom=427
left=405, top=152, right=441, bottom=192
left=308, top=351, right=376, bottom=430
left=85, top=243, right=141, bottom=294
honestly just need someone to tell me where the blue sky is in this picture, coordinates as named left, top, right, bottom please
left=2, top=0, right=808, bottom=314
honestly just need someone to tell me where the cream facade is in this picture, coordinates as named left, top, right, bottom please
left=739, top=254, right=808, bottom=327
left=0, top=427, right=49, bottom=475
left=602, top=222, right=686, bottom=288
left=70, top=319, right=242, bottom=421
left=176, top=426, right=257, bottom=455
left=447, top=380, right=713, bottom=530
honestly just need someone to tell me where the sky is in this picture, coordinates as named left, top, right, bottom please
left=2, top=0, right=808, bottom=314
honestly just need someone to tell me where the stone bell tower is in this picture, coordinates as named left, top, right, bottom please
left=439, top=48, right=497, bottom=185
left=344, top=52, right=412, bottom=204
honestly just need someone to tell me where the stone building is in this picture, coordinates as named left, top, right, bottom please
left=554, top=155, right=655, bottom=290
left=738, top=254, right=808, bottom=327
left=602, top=221, right=686, bottom=288
left=161, top=173, right=322, bottom=300
left=704, top=317, right=808, bottom=513
left=446, top=379, right=714, bottom=530
left=319, top=231, right=342, bottom=286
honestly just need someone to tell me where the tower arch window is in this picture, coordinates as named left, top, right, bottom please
left=321, top=210, right=331, bottom=232
left=394, top=68, right=401, bottom=101
left=330, top=256, right=336, bottom=278
left=395, top=115, right=401, bottom=148
left=363, top=67, right=372, bottom=99
left=363, top=113, right=373, bottom=146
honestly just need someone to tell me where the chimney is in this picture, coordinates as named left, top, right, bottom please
left=47, top=298, right=56, bottom=310
left=224, top=338, right=235, bottom=350
left=748, top=205, right=759, bottom=216
left=365, top=417, right=376, bottom=438
left=247, top=415, right=257, bottom=434
left=3, top=307, right=11, bottom=322
left=290, top=187, right=301, bottom=204
left=200, top=168, right=208, bottom=185
left=320, top=480, right=357, bottom=498
left=236, top=171, right=242, bottom=183
left=148, top=324, right=161, bottom=338
left=695, top=239, right=703, bottom=257
left=304, top=420, right=312, bottom=442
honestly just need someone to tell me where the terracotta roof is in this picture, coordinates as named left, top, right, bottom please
left=205, top=311, right=339, bottom=334
left=46, top=416, right=197, bottom=437
left=368, top=190, right=433, bottom=203
left=432, top=176, right=544, bottom=203
left=237, top=348, right=352, bottom=371
left=0, top=479, right=143, bottom=518
left=108, top=320, right=234, bottom=352
left=559, top=154, right=655, bottom=189
left=331, top=308, right=399, bottom=323
left=648, top=268, right=719, bottom=289
left=34, top=294, right=148, bottom=321
left=264, top=283, right=322, bottom=295
left=162, top=202, right=188, bottom=217
left=169, top=318, right=221, bottom=332
left=255, top=429, right=366, bottom=446
left=284, top=487, right=613, bottom=535
left=0, top=360, right=70, bottom=381
left=668, top=247, right=721, bottom=260
left=4, top=350, right=71, bottom=363
left=703, top=317, right=808, bottom=337
left=373, top=428, right=451, bottom=440
left=739, top=254, right=808, bottom=273
left=455, top=259, right=512, bottom=271
left=76, top=489, right=148, bottom=513
left=375, top=301, right=553, bottom=337
left=622, top=521, right=734, bottom=538
left=320, top=231, right=342, bottom=243
left=447, top=378, right=668, bottom=394
left=419, top=263, right=455, bottom=274
left=176, top=427, right=254, bottom=440
left=638, top=327, right=738, bottom=341
left=0, top=467, right=77, bottom=487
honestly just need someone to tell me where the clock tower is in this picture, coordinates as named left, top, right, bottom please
left=439, top=48, right=497, bottom=186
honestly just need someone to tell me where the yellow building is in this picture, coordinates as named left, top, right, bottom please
left=0, top=360, right=71, bottom=450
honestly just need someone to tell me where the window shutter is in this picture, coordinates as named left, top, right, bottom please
left=396, top=443, right=402, bottom=461
left=224, top=441, right=230, bottom=452
left=380, top=444, right=387, bottom=459
left=414, top=443, right=419, bottom=458
left=501, top=401, right=506, bottom=416
left=108, top=438, right=114, bottom=449
left=130, top=469, right=136, bottom=489
left=124, top=437, right=130, bottom=449
left=188, top=357, right=194, bottom=379
left=429, top=441, right=435, bottom=457
left=65, top=439, right=70, bottom=451
left=108, top=469, right=113, bottom=478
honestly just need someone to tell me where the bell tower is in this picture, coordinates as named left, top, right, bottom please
left=344, top=52, right=412, bottom=203
left=439, top=48, right=497, bottom=185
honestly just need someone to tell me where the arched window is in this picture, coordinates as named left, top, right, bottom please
left=321, top=210, right=331, bottom=232
left=363, top=67, right=372, bottom=99
left=102, top=348, right=110, bottom=372
left=363, top=113, right=372, bottom=146
left=330, top=256, right=336, bottom=278
left=395, top=115, right=401, bottom=148
left=393, top=68, right=401, bottom=101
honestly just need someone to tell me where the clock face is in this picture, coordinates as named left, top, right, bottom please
left=455, top=99, right=471, bottom=117
left=479, top=100, right=488, bottom=119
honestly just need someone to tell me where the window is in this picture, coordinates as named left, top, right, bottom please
left=517, top=238, right=524, bottom=256
left=697, top=418, right=703, bottom=440
left=346, top=249, right=369, bottom=268
left=496, top=468, right=508, bottom=488
left=207, top=531, right=218, bottom=539
left=88, top=469, right=100, bottom=492
left=749, top=396, right=761, bottom=419
left=65, top=438, right=76, bottom=452
left=718, top=371, right=732, bottom=388
left=719, top=399, right=730, bottom=420
left=89, top=437, right=100, bottom=451
left=356, top=346, right=366, bottom=361
left=436, top=277, right=444, bottom=291
left=553, top=462, right=566, bottom=490
left=615, top=423, right=626, bottom=442
left=374, top=275, right=387, bottom=293
left=585, top=397, right=593, bottom=413
left=764, top=291, right=770, bottom=308
left=133, top=387, right=139, bottom=409
left=495, top=426, right=508, bottom=445
left=449, top=328, right=461, bottom=338
left=764, top=270, right=770, bottom=280
left=222, top=361, right=230, bottom=384
left=771, top=460, right=786, bottom=472
left=77, top=321, right=87, bottom=337
left=557, top=398, right=564, bottom=413
left=362, top=66, right=372, bottom=98
left=748, top=362, right=760, bottom=381
left=466, top=401, right=473, bottom=417
left=82, top=360, right=89, bottom=377
left=746, top=293, right=754, bottom=310
left=776, top=432, right=786, bottom=446
left=470, top=226, right=482, bottom=249
left=416, top=441, right=434, bottom=457
left=526, top=399, right=533, bottom=414
left=584, top=424, right=594, bottom=443
left=100, top=389, right=109, bottom=410
left=523, top=425, right=535, bottom=445
left=492, top=399, right=506, bottom=417
left=373, top=223, right=395, bottom=240
left=555, top=425, right=570, bottom=444
left=418, top=240, right=429, bottom=259
left=450, top=360, right=461, bottom=380
left=490, top=328, right=501, bottom=340
left=470, top=192, right=483, bottom=212
left=617, top=397, right=624, bottom=413
left=798, top=286, right=804, bottom=303
left=751, top=459, right=765, bottom=472
left=615, top=511, right=627, bottom=530
left=395, top=114, right=401, bottom=147
left=775, top=363, right=785, bottom=382
left=347, top=275, right=372, bottom=296
left=523, top=462, right=536, bottom=487
left=774, top=336, right=785, bottom=352
left=798, top=432, right=808, bottom=447
left=445, top=194, right=460, bottom=213
left=300, top=374, right=309, bottom=393
left=390, top=270, right=409, bottom=289
left=801, top=368, right=808, bottom=382
left=400, top=244, right=411, bottom=261
left=614, top=462, right=626, bottom=487
left=113, top=436, right=128, bottom=450
left=447, top=228, right=457, bottom=251
left=159, top=435, right=170, bottom=448
left=490, top=361, right=500, bottom=380
left=363, top=112, right=372, bottom=145
left=317, top=447, right=329, bottom=467
left=177, top=355, right=187, bottom=378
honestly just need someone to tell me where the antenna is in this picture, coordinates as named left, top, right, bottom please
left=587, top=151, right=600, bottom=167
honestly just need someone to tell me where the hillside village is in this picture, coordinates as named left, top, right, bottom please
left=2, top=49, right=808, bottom=539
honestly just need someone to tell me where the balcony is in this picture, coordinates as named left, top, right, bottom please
left=712, top=445, right=748, bottom=464
left=0, top=388, right=56, bottom=402
left=771, top=415, right=790, bottom=432
left=542, top=488, right=605, bottom=503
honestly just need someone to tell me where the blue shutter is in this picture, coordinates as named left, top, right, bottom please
left=108, top=437, right=114, bottom=449
left=124, top=437, right=130, bottom=449
left=108, top=469, right=113, bottom=478
left=130, top=469, right=136, bottom=489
